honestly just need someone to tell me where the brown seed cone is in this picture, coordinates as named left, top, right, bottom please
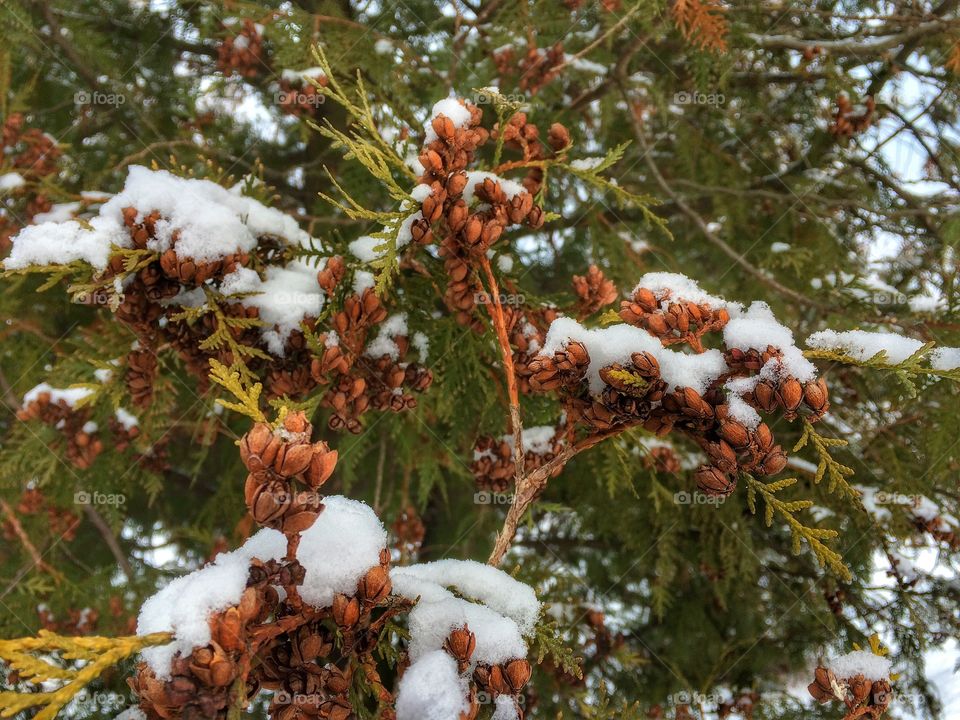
left=803, top=377, right=829, bottom=418
left=777, top=377, right=804, bottom=413
left=758, top=446, right=788, bottom=476
left=503, top=658, right=532, bottom=692
left=443, top=625, right=477, bottom=670
left=331, top=593, right=361, bottom=627
left=807, top=666, right=841, bottom=703
left=357, top=564, right=392, bottom=605
left=695, top=466, right=737, bottom=497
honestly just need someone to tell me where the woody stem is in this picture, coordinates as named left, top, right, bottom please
left=486, top=425, right=637, bottom=566
left=478, top=256, right=524, bottom=482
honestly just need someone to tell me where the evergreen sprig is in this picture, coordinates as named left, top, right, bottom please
left=804, top=342, right=960, bottom=396
left=0, top=631, right=171, bottom=720
left=209, top=358, right=266, bottom=423
left=793, top=419, right=858, bottom=500
left=744, top=473, right=850, bottom=580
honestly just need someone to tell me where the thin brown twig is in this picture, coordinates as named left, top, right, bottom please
left=0, top=499, right=64, bottom=584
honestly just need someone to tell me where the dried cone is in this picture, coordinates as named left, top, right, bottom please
left=443, top=625, right=477, bottom=671
left=695, top=466, right=736, bottom=497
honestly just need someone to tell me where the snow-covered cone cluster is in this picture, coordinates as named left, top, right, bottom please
left=526, top=273, right=830, bottom=498
left=0, top=112, right=64, bottom=250
left=4, top=166, right=431, bottom=431
left=391, top=560, right=539, bottom=720
left=129, top=411, right=539, bottom=720
left=808, top=648, right=893, bottom=719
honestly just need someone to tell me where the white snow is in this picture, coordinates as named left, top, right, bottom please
left=395, top=650, right=469, bottom=720
left=137, top=528, right=287, bottom=676
left=930, top=346, right=960, bottom=371
left=541, top=317, right=728, bottom=395
left=504, top=425, right=557, bottom=456
left=827, top=649, right=892, bottom=681
left=220, top=260, right=325, bottom=355
left=492, top=696, right=519, bottom=720
left=424, top=99, right=473, bottom=144
left=569, top=157, right=604, bottom=171
left=6, top=166, right=314, bottom=271
left=348, top=235, right=383, bottom=263
left=391, top=559, right=539, bottom=635
left=412, top=331, right=429, bottom=361
left=632, top=272, right=734, bottom=311
left=32, top=202, right=81, bottom=224
left=497, top=254, right=514, bottom=273
left=391, top=559, right=538, bottom=667
left=0, top=172, right=25, bottom=191
left=353, top=270, right=376, bottom=294
left=81, top=421, right=99, bottom=434
left=410, top=183, right=433, bottom=202
left=296, top=496, right=388, bottom=609
left=724, top=302, right=816, bottom=382
left=374, top=38, right=395, bottom=55
left=114, top=407, right=139, bottom=431
left=806, top=329, right=925, bottom=365
left=22, top=383, right=94, bottom=408
left=365, top=313, right=408, bottom=361
left=461, top=172, right=526, bottom=203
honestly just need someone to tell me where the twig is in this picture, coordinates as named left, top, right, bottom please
left=81, top=504, right=133, bottom=583
left=619, top=87, right=825, bottom=311
left=478, top=256, right=524, bottom=482
left=0, top=499, right=64, bottom=583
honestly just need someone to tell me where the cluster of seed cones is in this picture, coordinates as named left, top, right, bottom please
left=277, top=72, right=328, bottom=118
left=312, top=257, right=433, bottom=433
left=131, top=411, right=403, bottom=720
left=2, top=487, right=79, bottom=545
left=0, top=112, right=63, bottom=249
left=17, top=392, right=105, bottom=469
left=493, top=41, right=565, bottom=95
left=527, top=283, right=831, bottom=498
left=412, top=101, right=568, bottom=330
left=216, top=19, right=264, bottom=79
left=808, top=665, right=892, bottom=720
left=830, top=94, right=876, bottom=139
left=93, top=205, right=429, bottom=432
left=471, top=426, right=565, bottom=493
left=439, top=625, right=532, bottom=719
